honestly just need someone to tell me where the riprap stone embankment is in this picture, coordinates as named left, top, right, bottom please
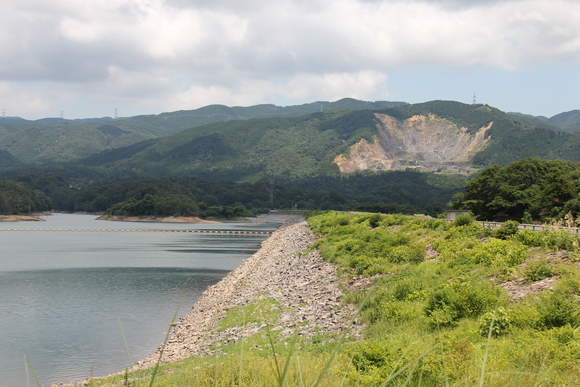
left=131, top=221, right=362, bottom=370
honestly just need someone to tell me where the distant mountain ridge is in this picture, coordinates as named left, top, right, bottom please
left=2, top=99, right=580, bottom=185
left=548, top=110, right=580, bottom=132
left=0, top=98, right=407, bottom=164
left=72, top=101, right=580, bottom=183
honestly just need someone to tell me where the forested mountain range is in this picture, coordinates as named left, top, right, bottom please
left=2, top=98, right=580, bottom=217
left=2, top=98, right=580, bottom=168
left=2, top=99, right=580, bottom=185
left=66, top=101, right=580, bottom=183
left=0, top=98, right=406, bottom=164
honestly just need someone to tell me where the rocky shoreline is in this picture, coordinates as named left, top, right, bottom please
left=0, top=214, right=46, bottom=221
left=61, top=219, right=362, bottom=386
left=95, top=214, right=219, bottom=223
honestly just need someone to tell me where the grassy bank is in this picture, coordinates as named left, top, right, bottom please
left=60, top=212, right=580, bottom=386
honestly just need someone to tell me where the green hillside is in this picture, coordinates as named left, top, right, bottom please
left=79, top=109, right=381, bottom=181
left=4, top=99, right=580, bottom=191
left=0, top=124, right=154, bottom=163
left=0, top=178, right=51, bottom=214
left=71, top=100, right=580, bottom=182
left=0, top=99, right=406, bottom=164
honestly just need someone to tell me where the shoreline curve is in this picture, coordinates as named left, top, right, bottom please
left=59, top=216, right=362, bottom=386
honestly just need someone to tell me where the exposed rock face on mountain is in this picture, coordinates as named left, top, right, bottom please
left=334, top=113, right=491, bottom=173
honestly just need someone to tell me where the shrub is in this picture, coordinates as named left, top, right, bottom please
left=524, top=260, right=557, bottom=283
left=492, top=220, right=520, bottom=239
left=478, top=307, right=512, bottom=337
left=368, top=213, right=383, bottom=228
left=347, top=339, right=392, bottom=371
left=538, top=230, right=577, bottom=251
left=425, top=279, right=501, bottom=328
left=445, top=221, right=487, bottom=240
left=381, top=214, right=407, bottom=227
left=512, top=228, right=543, bottom=247
left=535, top=291, right=580, bottom=329
left=452, top=213, right=474, bottom=226
left=337, top=214, right=351, bottom=226
left=433, top=236, right=481, bottom=262
left=470, top=238, right=527, bottom=269
left=401, top=218, right=448, bottom=232
left=521, top=211, right=533, bottom=224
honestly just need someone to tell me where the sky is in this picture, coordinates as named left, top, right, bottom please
left=1, top=0, right=579, bottom=120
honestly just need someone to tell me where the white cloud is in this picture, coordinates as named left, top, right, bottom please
left=0, top=82, right=53, bottom=117
left=1, top=0, right=580, bottom=118
left=283, top=71, right=390, bottom=102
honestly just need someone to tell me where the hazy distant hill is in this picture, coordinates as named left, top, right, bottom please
left=0, top=98, right=407, bottom=163
left=508, top=110, right=580, bottom=133
left=548, top=110, right=580, bottom=132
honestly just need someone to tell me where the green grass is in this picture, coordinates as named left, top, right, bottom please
left=56, top=212, right=580, bottom=386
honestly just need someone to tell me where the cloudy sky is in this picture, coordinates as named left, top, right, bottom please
left=1, top=0, right=579, bottom=120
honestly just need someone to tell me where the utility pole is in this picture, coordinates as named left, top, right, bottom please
left=269, top=173, right=275, bottom=207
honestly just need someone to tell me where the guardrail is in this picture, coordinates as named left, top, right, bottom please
left=475, top=221, right=580, bottom=235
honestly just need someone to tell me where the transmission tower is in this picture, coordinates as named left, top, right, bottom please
left=472, top=93, right=476, bottom=105
left=114, top=108, right=118, bottom=120
left=1, top=109, right=5, bottom=119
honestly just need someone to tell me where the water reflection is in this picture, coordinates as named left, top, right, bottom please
left=0, top=214, right=282, bottom=386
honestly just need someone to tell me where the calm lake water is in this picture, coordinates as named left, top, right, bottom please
left=0, top=214, right=282, bottom=387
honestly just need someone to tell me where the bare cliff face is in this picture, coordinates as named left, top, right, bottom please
left=333, top=113, right=491, bottom=173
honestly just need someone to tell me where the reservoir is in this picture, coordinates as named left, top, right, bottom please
left=0, top=214, right=282, bottom=387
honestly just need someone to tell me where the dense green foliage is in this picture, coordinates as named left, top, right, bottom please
left=104, top=194, right=254, bottom=219
left=451, top=158, right=580, bottom=221
left=0, top=166, right=467, bottom=215
left=63, top=177, right=270, bottom=215
left=378, top=101, right=504, bottom=133
left=58, top=170, right=465, bottom=217
left=74, top=100, right=580, bottom=180
left=0, top=179, right=51, bottom=214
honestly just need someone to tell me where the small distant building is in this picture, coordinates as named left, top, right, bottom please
left=445, top=210, right=471, bottom=221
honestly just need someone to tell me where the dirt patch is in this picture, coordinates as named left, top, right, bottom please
left=96, top=215, right=220, bottom=223
left=500, top=276, right=560, bottom=301
left=333, top=113, right=491, bottom=173
left=0, top=215, right=45, bottom=222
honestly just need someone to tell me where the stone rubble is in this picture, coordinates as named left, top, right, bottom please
left=128, top=221, right=362, bottom=371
